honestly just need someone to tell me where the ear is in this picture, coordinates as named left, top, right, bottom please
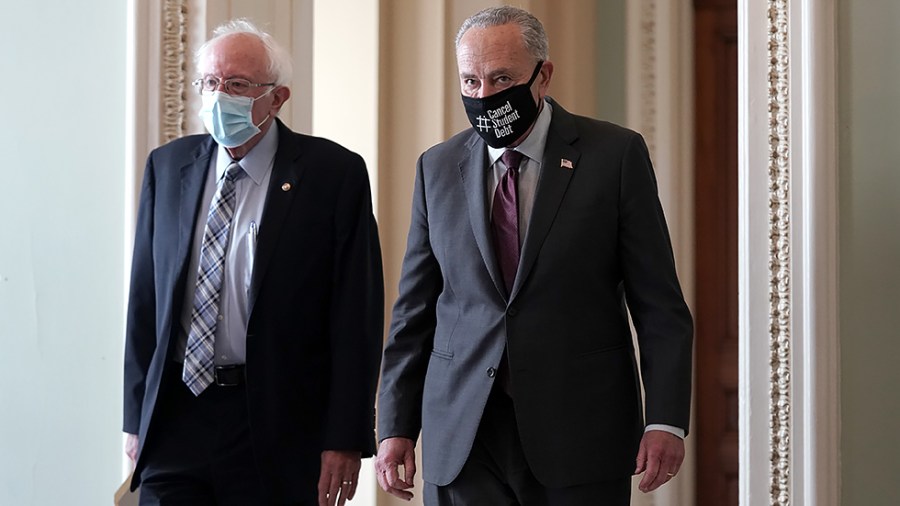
left=536, top=61, right=554, bottom=98
left=270, top=86, right=291, bottom=112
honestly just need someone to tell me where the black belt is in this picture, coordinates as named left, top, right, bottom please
left=214, top=364, right=246, bottom=386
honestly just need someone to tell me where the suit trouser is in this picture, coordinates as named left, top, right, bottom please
left=138, top=364, right=315, bottom=506
left=424, top=387, right=631, bottom=506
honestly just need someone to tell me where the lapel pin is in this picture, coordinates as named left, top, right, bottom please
left=560, top=159, right=574, bottom=169
left=281, top=182, right=292, bottom=192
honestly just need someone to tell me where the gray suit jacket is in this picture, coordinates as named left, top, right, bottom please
left=377, top=99, right=692, bottom=488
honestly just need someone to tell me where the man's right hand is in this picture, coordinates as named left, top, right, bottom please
left=125, top=433, right=139, bottom=464
left=374, top=437, right=417, bottom=501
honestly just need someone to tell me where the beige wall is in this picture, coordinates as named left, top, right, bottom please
left=838, top=1, right=900, bottom=504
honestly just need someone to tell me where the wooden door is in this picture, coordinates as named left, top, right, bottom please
left=694, top=0, right=738, bottom=504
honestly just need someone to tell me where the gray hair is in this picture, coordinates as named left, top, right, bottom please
left=455, top=6, right=549, bottom=62
left=196, top=18, right=293, bottom=86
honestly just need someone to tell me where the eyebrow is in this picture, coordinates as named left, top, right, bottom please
left=459, top=68, right=517, bottom=80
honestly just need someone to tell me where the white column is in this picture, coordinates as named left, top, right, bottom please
left=738, top=0, right=840, bottom=504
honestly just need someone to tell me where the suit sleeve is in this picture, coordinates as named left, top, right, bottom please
left=323, top=153, right=385, bottom=456
left=617, top=134, right=694, bottom=434
left=376, top=155, right=444, bottom=442
left=123, top=157, right=158, bottom=435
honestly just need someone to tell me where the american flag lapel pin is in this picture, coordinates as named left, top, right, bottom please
left=560, top=158, right=574, bottom=169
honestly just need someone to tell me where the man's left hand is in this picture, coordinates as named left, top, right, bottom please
left=634, top=430, right=685, bottom=493
left=318, top=450, right=361, bottom=506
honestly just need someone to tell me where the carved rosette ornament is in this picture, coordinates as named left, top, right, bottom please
left=767, top=0, right=791, bottom=504
left=162, top=0, right=187, bottom=142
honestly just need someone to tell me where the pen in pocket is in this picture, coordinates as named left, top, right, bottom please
left=248, top=221, right=258, bottom=256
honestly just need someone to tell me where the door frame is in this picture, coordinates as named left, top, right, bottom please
left=738, top=0, right=840, bottom=504
left=628, top=0, right=840, bottom=504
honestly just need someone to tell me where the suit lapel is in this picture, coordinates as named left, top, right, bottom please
left=511, top=102, right=580, bottom=299
left=248, top=122, right=306, bottom=314
left=458, top=134, right=508, bottom=298
left=177, top=139, right=215, bottom=279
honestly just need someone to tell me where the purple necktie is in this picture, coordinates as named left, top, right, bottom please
left=492, top=149, right=524, bottom=295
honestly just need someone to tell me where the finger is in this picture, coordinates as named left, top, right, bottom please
left=335, top=481, right=348, bottom=506
left=318, top=471, right=330, bottom=506
left=336, top=472, right=358, bottom=506
left=346, top=473, right=358, bottom=501
left=329, top=474, right=342, bottom=506
left=649, top=470, right=672, bottom=492
left=381, top=466, right=414, bottom=500
left=375, top=465, right=390, bottom=492
left=384, top=462, right=400, bottom=488
left=386, top=486, right=414, bottom=501
left=634, top=440, right=647, bottom=474
left=639, top=456, right=661, bottom=492
left=645, top=458, right=675, bottom=493
left=403, top=449, right=417, bottom=486
left=318, top=472, right=339, bottom=506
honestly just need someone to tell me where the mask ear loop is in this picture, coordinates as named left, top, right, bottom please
left=250, top=85, right=277, bottom=102
left=254, top=114, right=271, bottom=129
left=526, top=60, right=544, bottom=86
left=250, top=85, right=277, bottom=128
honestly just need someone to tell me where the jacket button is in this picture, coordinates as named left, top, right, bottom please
left=487, top=367, right=496, bottom=378
left=507, top=307, right=518, bottom=317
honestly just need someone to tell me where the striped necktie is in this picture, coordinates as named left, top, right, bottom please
left=183, top=161, right=242, bottom=395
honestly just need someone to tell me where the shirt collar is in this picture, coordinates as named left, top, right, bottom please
left=214, top=122, right=279, bottom=185
left=487, top=98, right=553, bottom=168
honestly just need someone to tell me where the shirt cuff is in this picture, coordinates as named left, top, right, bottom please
left=644, top=424, right=685, bottom=439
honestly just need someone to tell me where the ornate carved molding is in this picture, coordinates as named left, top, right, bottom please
left=639, top=0, right=658, bottom=157
left=162, top=0, right=187, bottom=143
left=767, top=0, right=791, bottom=504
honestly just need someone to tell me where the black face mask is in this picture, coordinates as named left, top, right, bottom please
left=461, top=61, right=543, bottom=148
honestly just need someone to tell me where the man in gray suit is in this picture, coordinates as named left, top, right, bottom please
left=375, top=6, right=693, bottom=505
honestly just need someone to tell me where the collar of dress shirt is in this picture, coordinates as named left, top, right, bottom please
left=214, top=121, right=279, bottom=185
left=486, top=98, right=553, bottom=168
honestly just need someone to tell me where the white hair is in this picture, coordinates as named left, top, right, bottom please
left=195, top=18, right=293, bottom=86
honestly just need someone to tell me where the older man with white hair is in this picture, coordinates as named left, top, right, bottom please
left=123, top=19, right=383, bottom=506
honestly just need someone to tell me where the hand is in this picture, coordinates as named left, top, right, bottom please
left=318, top=450, right=361, bottom=506
left=125, top=433, right=139, bottom=464
left=374, top=437, right=417, bottom=501
left=634, top=430, right=685, bottom=493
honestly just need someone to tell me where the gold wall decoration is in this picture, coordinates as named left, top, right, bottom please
left=162, top=0, right=187, bottom=143
left=767, top=0, right=791, bottom=503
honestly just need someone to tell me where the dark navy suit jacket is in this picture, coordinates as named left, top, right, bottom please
left=123, top=120, right=383, bottom=501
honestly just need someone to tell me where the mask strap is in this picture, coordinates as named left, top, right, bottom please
left=251, top=86, right=276, bottom=129
left=252, top=85, right=277, bottom=102
left=254, top=114, right=271, bottom=129
left=526, top=61, right=544, bottom=86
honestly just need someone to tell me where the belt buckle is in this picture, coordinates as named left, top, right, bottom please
left=214, top=364, right=243, bottom=387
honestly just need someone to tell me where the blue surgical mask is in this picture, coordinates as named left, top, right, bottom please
left=199, top=90, right=273, bottom=148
